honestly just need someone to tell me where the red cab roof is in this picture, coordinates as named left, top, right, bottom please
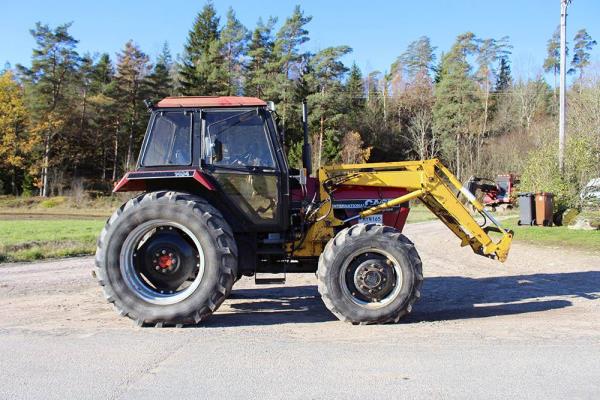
left=156, top=96, right=267, bottom=108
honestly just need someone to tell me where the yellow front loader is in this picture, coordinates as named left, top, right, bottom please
left=298, top=158, right=512, bottom=262
left=286, top=158, right=513, bottom=324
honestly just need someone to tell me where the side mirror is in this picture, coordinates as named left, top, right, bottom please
left=212, top=139, right=223, bottom=163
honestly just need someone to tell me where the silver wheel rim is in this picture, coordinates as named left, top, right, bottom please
left=339, top=248, right=403, bottom=309
left=120, top=220, right=205, bottom=305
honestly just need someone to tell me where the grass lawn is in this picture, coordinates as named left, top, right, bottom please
left=0, top=195, right=126, bottom=219
left=0, top=219, right=105, bottom=263
left=0, top=205, right=597, bottom=264
left=407, top=204, right=599, bottom=252
left=406, top=204, right=438, bottom=223
left=502, top=217, right=600, bottom=252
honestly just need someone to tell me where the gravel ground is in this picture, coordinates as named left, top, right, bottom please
left=0, top=220, right=599, bottom=399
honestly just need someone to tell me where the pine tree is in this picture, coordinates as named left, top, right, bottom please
left=345, top=62, right=365, bottom=111
left=78, top=54, right=95, bottom=127
left=305, top=46, right=352, bottom=167
left=268, top=5, right=313, bottom=150
left=115, top=40, right=150, bottom=170
left=474, top=36, right=511, bottom=169
left=220, top=7, right=248, bottom=95
left=571, top=28, right=597, bottom=79
left=273, top=6, right=312, bottom=81
left=91, top=53, right=114, bottom=91
left=72, top=53, right=97, bottom=176
left=246, top=17, right=277, bottom=98
left=86, top=53, right=117, bottom=181
left=398, top=36, right=436, bottom=78
left=17, top=22, right=80, bottom=196
left=495, top=57, right=512, bottom=92
left=433, top=33, right=480, bottom=180
left=363, top=70, right=385, bottom=148
left=178, top=2, right=220, bottom=95
left=148, top=43, right=174, bottom=102
left=196, top=40, right=228, bottom=95
left=433, top=53, right=444, bottom=84
left=543, top=26, right=566, bottom=89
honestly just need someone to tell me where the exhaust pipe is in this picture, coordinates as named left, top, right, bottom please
left=301, top=99, right=312, bottom=176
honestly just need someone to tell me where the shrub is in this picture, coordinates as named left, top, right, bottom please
left=520, top=129, right=596, bottom=209
left=21, top=173, right=36, bottom=197
left=39, top=196, right=67, bottom=208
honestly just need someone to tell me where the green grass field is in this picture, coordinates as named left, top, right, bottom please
left=0, top=195, right=124, bottom=219
left=407, top=204, right=599, bottom=252
left=0, top=204, right=597, bottom=263
left=0, top=219, right=105, bottom=263
left=405, top=204, right=438, bottom=223
left=502, top=217, right=600, bottom=252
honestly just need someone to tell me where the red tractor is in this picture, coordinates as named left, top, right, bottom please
left=466, top=174, right=518, bottom=211
left=95, top=96, right=513, bottom=326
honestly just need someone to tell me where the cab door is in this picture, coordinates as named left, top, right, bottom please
left=201, top=108, right=286, bottom=231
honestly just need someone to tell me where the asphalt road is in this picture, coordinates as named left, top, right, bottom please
left=1, top=221, right=599, bottom=399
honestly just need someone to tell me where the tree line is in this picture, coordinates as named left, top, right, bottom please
left=0, top=2, right=598, bottom=208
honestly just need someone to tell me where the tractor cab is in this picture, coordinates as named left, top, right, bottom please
left=117, top=96, right=290, bottom=233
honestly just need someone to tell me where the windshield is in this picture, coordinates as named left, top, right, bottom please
left=204, top=110, right=276, bottom=170
left=142, top=111, right=192, bottom=166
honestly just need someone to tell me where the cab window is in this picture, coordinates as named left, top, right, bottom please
left=142, top=111, right=192, bottom=166
left=203, top=109, right=279, bottom=223
left=204, top=110, right=276, bottom=169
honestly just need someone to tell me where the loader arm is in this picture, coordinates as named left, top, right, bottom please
left=318, top=159, right=513, bottom=262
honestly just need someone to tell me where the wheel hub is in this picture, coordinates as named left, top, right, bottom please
left=151, top=248, right=180, bottom=273
left=157, top=255, right=173, bottom=269
left=362, top=268, right=382, bottom=287
left=352, top=258, right=396, bottom=301
left=135, top=230, right=198, bottom=292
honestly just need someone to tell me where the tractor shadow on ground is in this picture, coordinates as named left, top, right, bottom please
left=203, top=284, right=336, bottom=327
left=406, top=270, right=599, bottom=323
left=202, top=271, right=600, bottom=327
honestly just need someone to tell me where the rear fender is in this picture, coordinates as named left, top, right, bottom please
left=113, top=169, right=215, bottom=193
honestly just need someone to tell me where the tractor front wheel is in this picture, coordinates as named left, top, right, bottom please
left=95, top=191, right=237, bottom=327
left=317, top=224, right=423, bottom=324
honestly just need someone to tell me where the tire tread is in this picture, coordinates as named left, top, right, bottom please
left=317, top=223, right=423, bottom=324
left=95, top=191, right=237, bottom=327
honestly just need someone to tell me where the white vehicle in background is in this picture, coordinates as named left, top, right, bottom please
left=580, top=178, right=600, bottom=205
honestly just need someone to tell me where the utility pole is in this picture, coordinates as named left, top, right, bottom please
left=558, top=0, right=570, bottom=174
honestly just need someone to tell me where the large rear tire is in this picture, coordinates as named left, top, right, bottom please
left=95, top=191, right=237, bottom=326
left=317, top=224, right=423, bottom=324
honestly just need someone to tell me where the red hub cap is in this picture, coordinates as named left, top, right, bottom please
left=158, top=255, right=173, bottom=269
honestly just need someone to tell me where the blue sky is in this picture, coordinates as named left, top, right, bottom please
left=2, top=0, right=599, bottom=82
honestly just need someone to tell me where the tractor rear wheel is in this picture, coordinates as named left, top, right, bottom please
left=317, top=224, right=423, bottom=324
left=95, top=191, right=237, bottom=326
